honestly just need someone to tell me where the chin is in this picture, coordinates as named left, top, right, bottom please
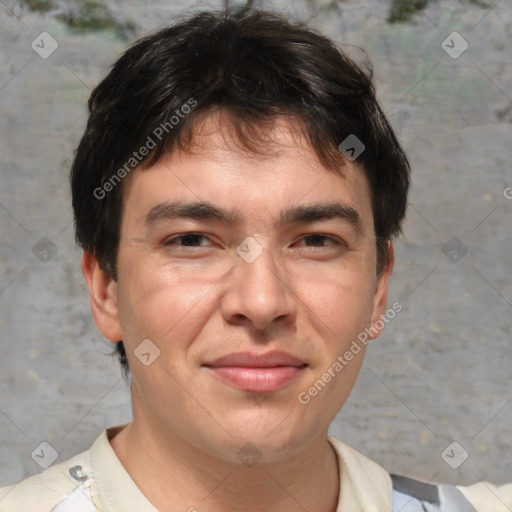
left=230, top=416, right=310, bottom=446
left=203, top=430, right=309, bottom=467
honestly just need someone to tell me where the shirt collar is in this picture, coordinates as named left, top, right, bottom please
left=89, top=425, right=158, bottom=511
left=88, top=426, right=392, bottom=512
left=328, top=435, right=393, bottom=512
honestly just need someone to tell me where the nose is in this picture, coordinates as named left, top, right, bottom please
left=220, top=238, right=297, bottom=332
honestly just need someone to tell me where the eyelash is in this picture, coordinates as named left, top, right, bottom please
left=163, top=233, right=342, bottom=248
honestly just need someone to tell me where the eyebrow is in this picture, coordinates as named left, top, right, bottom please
left=144, top=200, right=364, bottom=232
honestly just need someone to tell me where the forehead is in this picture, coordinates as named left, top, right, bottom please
left=179, top=110, right=324, bottom=161
left=122, top=113, right=374, bottom=231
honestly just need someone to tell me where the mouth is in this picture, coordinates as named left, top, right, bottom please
left=202, top=351, right=307, bottom=393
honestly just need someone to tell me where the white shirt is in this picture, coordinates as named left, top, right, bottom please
left=1, top=424, right=510, bottom=511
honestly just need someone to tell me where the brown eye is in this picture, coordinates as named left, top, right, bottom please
left=164, top=233, right=210, bottom=247
left=296, top=234, right=340, bottom=247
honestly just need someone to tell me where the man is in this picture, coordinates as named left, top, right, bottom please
left=1, top=6, right=510, bottom=511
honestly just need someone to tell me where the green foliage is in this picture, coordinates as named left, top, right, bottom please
left=388, top=0, right=429, bottom=23
left=463, top=0, right=492, bottom=6
left=22, top=0, right=58, bottom=12
left=56, top=1, right=135, bottom=39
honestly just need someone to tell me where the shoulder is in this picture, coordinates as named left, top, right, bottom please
left=457, top=481, right=512, bottom=512
left=392, top=474, right=512, bottom=512
left=328, top=437, right=512, bottom=512
left=0, top=448, right=92, bottom=512
left=391, top=474, right=477, bottom=511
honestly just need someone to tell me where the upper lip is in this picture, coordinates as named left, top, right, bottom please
left=203, top=351, right=306, bottom=368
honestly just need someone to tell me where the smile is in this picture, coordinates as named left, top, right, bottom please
left=204, top=365, right=307, bottom=393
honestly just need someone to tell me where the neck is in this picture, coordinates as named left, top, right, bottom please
left=110, top=418, right=340, bottom=512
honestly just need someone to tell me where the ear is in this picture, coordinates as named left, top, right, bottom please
left=81, top=251, right=123, bottom=342
left=368, top=240, right=395, bottom=340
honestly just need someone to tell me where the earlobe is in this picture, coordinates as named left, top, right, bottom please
left=81, top=251, right=123, bottom=342
left=368, top=240, right=395, bottom=340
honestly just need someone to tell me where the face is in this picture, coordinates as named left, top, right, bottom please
left=85, top=115, right=393, bottom=464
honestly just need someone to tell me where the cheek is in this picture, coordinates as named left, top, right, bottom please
left=296, top=264, right=376, bottom=336
left=115, top=261, right=218, bottom=350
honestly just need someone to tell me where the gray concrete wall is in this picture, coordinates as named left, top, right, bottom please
left=1, top=0, right=511, bottom=490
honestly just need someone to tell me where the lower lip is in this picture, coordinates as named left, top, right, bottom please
left=206, top=366, right=306, bottom=392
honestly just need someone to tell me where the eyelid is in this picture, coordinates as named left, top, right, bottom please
left=163, top=232, right=213, bottom=246
left=293, top=233, right=345, bottom=247
left=162, top=232, right=345, bottom=249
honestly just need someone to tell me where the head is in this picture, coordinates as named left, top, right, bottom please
left=72, top=8, right=409, bottom=461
